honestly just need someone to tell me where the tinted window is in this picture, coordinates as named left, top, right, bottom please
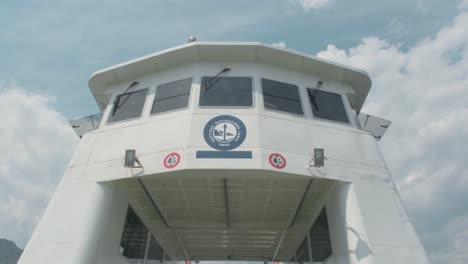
left=295, top=237, right=310, bottom=263
left=151, top=78, right=192, bottom=114
left=146, top=235, right=164, bottom=263
left=308, top=89, right=349, bottom=123
left=291, top=208, right=332, bottom=263
left=309, top=208, right=332, bottom=262
left=262, top=79, right=303, bottom=115
left=199, top=77, right=253, bottom=107
left=108, top=89, right=148, bottom=123
left=120, top=207, right=148, bottom=261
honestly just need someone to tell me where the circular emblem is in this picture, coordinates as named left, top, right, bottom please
left=269, top=153, right=286, bottom=169
left=164, top=153, right=180, bottom=169
left=203, top=115, right=247, bottom=151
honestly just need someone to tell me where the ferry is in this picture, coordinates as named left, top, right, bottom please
left=18, top=40, right=430, bottom=264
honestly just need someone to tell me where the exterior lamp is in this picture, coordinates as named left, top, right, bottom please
left=314, top=148, right=325, bottom=167
left=124, top=149, right=142, bottom=168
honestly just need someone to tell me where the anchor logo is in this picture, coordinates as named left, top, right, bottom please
left=204, top=115, right=245, bottom=151
left=197, top=115, right=251, bottom=159
left=213, top=122, right=237, bottom=144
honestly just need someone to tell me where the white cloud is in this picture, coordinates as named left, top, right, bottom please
left=317, top=9, right=468, bottom=263
left=0, top=86, right=78, bottom=247
left=424, top=213, right=468, bottom=264
left=272, top=41, right=287, bottom=48
left=288, top=0, right=331, bottom=11
left=460, top=0, right=468, bottom=9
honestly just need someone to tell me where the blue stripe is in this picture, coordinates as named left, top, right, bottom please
left=196, top=151, right=252, bottom=159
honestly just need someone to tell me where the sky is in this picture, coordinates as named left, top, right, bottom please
left=0, top=0, right=467, bottom=263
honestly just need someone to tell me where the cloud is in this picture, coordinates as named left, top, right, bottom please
left=424, top=214, right=468, bottom=264
left=317, top=9, right=468, bottom=263
left=272, top=41, right=287, bottom=48
left=0, top=85, right=78, bottom=247
left=460, top=0, right=468, bottom=9
left=288, top=0, right=331, bottom=11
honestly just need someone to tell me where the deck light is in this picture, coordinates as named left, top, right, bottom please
left=314, top=148, right=325, bottom=167
left=124, top=149, right=142, bottom=168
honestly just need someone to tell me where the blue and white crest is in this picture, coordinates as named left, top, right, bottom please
left=197, top=115, right=251, bottom=159
left=203, top=115, right=246, bottom=151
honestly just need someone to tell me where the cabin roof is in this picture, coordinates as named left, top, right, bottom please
left=89, top=41, right=372, bottom=112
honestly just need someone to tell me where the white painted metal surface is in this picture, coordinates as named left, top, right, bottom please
left=18, top=42, right=430, bottom=264
left=88, top=42, right=371, bottom=113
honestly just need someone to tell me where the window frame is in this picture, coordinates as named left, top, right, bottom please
left=119, top=206, right=168, bottom=263
left=146, top=232, right=166, bottom=262
left=106, top=88, right=150, bottom=125
left=291, top=207, right=332, bottom=263
left=307, top=207, right=332, bottom=262
left=307, top=88, right=352, bottom=125
left=119, top=206, right=149, bottom=261
left=261, top=78, right=304, bottom=116
left=197, top=76, right=256, bottom=109
left=150, top=77, right=193, bottom=116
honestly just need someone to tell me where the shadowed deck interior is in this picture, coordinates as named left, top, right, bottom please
left=116, top=170, right=335, bottom=261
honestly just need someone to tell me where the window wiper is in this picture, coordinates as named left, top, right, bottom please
left=310, top=81, right=323, bottom=111
left=203, top=67, right=231, bottom=94
left=112, top=81, right=139, bottom=116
